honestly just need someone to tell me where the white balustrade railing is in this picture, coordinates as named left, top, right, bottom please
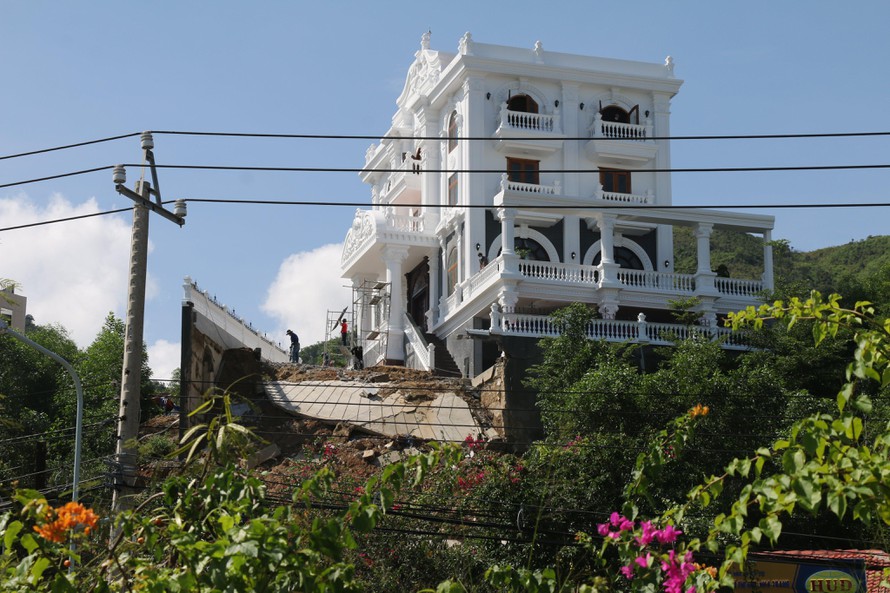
left=518, top=260, right=598, bottom=284
left=589, top=319, right=640, bottom=341
left=440, top=291, right=459, bottom=321
left=403, top=315, right=431, bottom=370
left=501, top=313, right=560, bottom=336
left=386, top=212, right=424, bottom=232
left=716, top=277, right=764, bottom=297
left=466, top=255, right=502, bottom=296
left=616, top=269, right=695, bottom=293
left=644, top=322, right=752, bottom=350
left=601, top=190, right=653, bottom=204
left=595, top=119, right=650, bottom=141
left=498, top=313, right=752, bottom=350
left=500, top=108, right=557, bottom=132
left=503, top=178, right=559, bottom=195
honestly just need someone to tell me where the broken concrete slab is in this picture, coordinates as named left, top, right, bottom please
left=245, top=443, right=281, bottom=470
left=265, top=379, right=480, bottom=442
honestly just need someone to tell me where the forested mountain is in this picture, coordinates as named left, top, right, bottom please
left=674, top=228, right=890, bottom=307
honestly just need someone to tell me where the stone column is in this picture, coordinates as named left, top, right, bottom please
left=463, top=77, right=487, bottom=288
left=694, top=222, right=717, bottom=295
left=427, top=246, right=440, bottom=328
left=762, top=229, right=774, bottom=291
left=695, top=223, right=713, bottom=274
left=596, top=214, right=619, bottom=286
left=383, top=245, right=409, bottom=364
left=559, top=86, right=580, bottom=268
left=498, top=207, right=519, bottom=276
left=498, top=288, right=519, bottom=333
left=417, top=102, right=441, bottom=229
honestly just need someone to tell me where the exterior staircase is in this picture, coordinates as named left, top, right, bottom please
left=425, top=333, right=462, bottom=377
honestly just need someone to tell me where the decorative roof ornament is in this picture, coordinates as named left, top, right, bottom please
left=459, top=31, right=473, bottom=56
left=664, top=55, right=675, bottom=77
left=533, top=40, right=544, bottom=62
left=421, top=30, right=430, bottom=51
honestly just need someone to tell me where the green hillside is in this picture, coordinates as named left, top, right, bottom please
left=673, top=229, right=890, bottom=308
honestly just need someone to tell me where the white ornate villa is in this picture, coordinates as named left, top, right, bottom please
left=341, top=33, right=775, bottom=377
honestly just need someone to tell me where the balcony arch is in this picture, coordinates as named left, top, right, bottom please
left=492, top=82, right=549, bottom=114
left=489, top=227, right=559, bottom=262
left=507, top=93, right=538, bottom=114
left=582, top=237, right=653, bottom=271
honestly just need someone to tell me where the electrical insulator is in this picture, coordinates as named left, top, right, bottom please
left=113, top=165, right=126, bottom=185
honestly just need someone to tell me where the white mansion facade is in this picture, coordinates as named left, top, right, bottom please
left=341, top=33, right=774, bottom=376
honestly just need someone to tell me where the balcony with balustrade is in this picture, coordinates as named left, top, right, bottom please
left=488, top=310, right=753, bottom=351
left=341, top=207, right=437, bottom=276
left=435, top=251, right=767, bottom=340
left=585, top=111, right=657, bottom=165
left=492, top=103, right=566, bottom=155
left=376, top=153, right=423, bottom=206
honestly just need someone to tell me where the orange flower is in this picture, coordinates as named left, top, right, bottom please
left=33, top=502, right=99, bottom=543
left=689, top=404, right=710, bottom=418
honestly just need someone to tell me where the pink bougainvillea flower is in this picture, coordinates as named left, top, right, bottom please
left=619, top=517, right=635, bottom=532
left=609, top=511, right=622, bottom=526
left=655, top=523, right=682, bottom=544
left=597, top=522, right=611, bottom=537
left=635, top=553, right=652, bottom=568
left=636, top=520, right=657, bottom=546
left=620, top=564, right=635, bottom=579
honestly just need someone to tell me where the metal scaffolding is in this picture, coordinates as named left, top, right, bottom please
left=351, top=279, right=390, bottom=368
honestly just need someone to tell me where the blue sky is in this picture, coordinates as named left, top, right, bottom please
left=2, top=1, right=889, bottom=381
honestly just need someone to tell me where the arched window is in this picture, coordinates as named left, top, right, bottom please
left=447, top=111, right=458, bottom=152
left=601, top=105, right=629, bottom=123
left=592, top=246, right=644, bottom=270
left=446, top=247, right=459, bottom=295
left=507, top=94, right=538, bottom=114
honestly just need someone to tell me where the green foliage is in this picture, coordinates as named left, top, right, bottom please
left=0, top=323, right=79, bottom=489
left=0, top=393, right=464, bottom=592
left=300, top=337, right=348, bottom=366
left=0, top=313, right=156, bottom=494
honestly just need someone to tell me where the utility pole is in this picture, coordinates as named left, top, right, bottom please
left=111, top=132, right=186, bottom=516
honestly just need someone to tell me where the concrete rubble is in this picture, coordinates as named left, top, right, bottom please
left=264, top=374, right=481, bottom=443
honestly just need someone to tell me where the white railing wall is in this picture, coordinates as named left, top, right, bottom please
left=501, top=108, right=557, bottom=132
left=600, top=190, right=653, bottom=204
left=404, top=314, right=432, bottom=371
left=518, top=260, right=599, bottom=284
left=496, top=312, right=752, bottom=350
left=716, top=277, right=764, bottom=297
left=594, top=117, right=651, bottom=141
left=615, top=269, right=695, bottom=292
left=501, top=174, right=561, bottom=195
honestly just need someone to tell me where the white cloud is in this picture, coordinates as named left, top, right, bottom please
left=147, top=338, right=181, bottom=384
left=262, top=243, right=351, bottom=346
left=0, top=193, right=143, bottom=346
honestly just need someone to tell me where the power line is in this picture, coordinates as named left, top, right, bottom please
left=4, top=158, right=890, bottom=194
left=6, top=196, right=890, bottom=234
left=183, top=197, right=890, bottom=210
left=3, top=129, right=890, bottom=165
left=150, top=129, right=890, bottom=142
left=0, top=165, right=113, bottom=190
left=125, top=161, right=890, bottom=175
left=0, top=133, right=140, bottom=162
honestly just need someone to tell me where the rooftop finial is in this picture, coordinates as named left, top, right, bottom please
left=664, top=55, right=675, bottom=77
left=421, top=30, right=431, bottom=50
left=459, top=31, right=473, bottom=55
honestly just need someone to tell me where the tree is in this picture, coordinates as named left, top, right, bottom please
left=0, top=323, right=79, bottom=491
